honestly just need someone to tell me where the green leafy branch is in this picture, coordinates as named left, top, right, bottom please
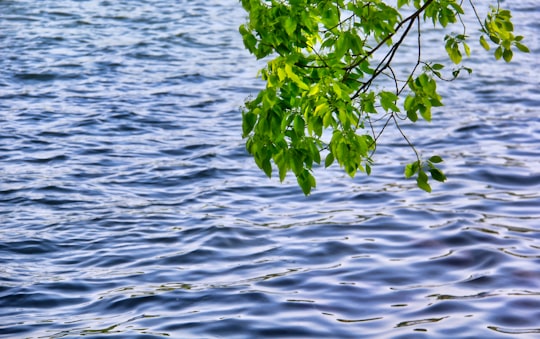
left=239, top=0, right=528, bottom=195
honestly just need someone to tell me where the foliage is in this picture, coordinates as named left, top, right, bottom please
left=239, top=0, right=528, bottom=195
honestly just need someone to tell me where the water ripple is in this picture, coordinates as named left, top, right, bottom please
left=0, top=0, right=539, bottom=338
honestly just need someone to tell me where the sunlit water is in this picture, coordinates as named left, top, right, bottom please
left=1, top=1, right=539, bottom=338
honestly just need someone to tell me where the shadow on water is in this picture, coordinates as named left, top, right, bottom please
left=1, top=0, right=540, bottom=338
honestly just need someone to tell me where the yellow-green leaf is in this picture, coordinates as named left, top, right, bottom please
left=480, top=35, right=490, bottom=51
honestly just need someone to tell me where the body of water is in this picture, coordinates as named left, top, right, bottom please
left=1, top=0, right=539, bottom=338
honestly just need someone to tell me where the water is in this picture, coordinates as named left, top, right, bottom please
left=0, top=0, right=539, bottom=338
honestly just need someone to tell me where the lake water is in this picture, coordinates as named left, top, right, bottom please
left=1, top=0, right=539, bottom=338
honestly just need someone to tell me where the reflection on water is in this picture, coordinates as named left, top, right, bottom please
left=1, top=0, right=539, bottom=338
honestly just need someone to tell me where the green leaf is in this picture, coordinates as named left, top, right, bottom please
left=285, top=64, right=309, bottom=90
left=284, top=17, right=297, bottom=36
left=430, top=168, right=447, bottom=182
left=418, top=104, right=431, bottom=122
left=489, top=35, right=500, bottom=44
left=293, top=115, right=305, bottom=134
left=308, top=83, right=320, bottom=96
left=261, top=158, right=272, bottom=178
left=349, top=32, right=365, bottom=55
left=479, top=35, right=490, bottom=51
left=274, top=150, right=288, bottom=182
left=397, top=0, right=409, bottom=8
left=439, top=12, right=449, bottom=27
left=242, top=111, right=257, bottom=137
left=416, top=171, right=432, bottom=192
left=379, top=91, right=400, bottom=112
left=404, top=161, right=419, bottom=178
left=463, top=42, right=471, bottom=57
left=239, top=25, right=258, bottom=54
left=406, top=109, right=418, bottom=122
left=311, top=116, right=323, bottom=137
left=325, top=152, right=335, bottom=168
left=361, top=92, right=377, bottom=114
left=494, top=46, right=503, bottom=60
left=503, top=48, right=513, bottom=62
left=298, top=170, right=315, bottom=195
left=429, top=155, right=443, bottom=163
left=515, top=42, right=530, bottom=53
left=315, top=101, right=329, bottom=116
left=332, top=82, right=342, bottom=98
left=334, top=34, right=349, bottom=59
left=322, top=110, right=334, bottom=128
left=503, top=21, right=514, bottom=32
left=447, top=45, right=462, bottom=64
left=404, top=95, right=415, bottom=112
left=430, top=97, right=444, bottom=107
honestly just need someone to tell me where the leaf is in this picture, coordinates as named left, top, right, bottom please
left=439, top=12, right=449, bottom=27
left=315, top=101, right=329, bottom=116
left=239, top=25, right=258, bottom=54
left=332, top=82, right=342, bottom=98
left=404, top=161, right=419, bottom=178
left=404, top=164, right=415, bottom=178
left=503, top=21, right=514, bottom=32
left=416, top=171, right=432, bottom=192
left=298, top=170, right=315, bottom=195
left=242, top=111, right=257, bottom=137
left=322, top=110, right=334, bottom=127
left=404, top=94, right=415, bottom=111
left=310, top=142, right=321, bottom=164
left=479, top=35, right=490, bottom=51
left=429, top=155, right=443, bottom=163
left=494, top=46, right=503, bottom=60
left=277, top=68, right=287, bottom=82
left=448, top=46, right=462, bottom=64
left=489, top=34, right=500, bottom=44
left=379, top=91, right=400, bottom=112
left=334, top=34, right=349, bottom=59
left=430, top=168, right=447, bottom=182
left=293, top=115, right=305, bottom=134
left=308, top=84, right=320, bottom=96
left=284, top=16, right=297, bottom=36
left=418, top=104, right=431, bottom=122
left=325, top=152, right=335, bottom=168
left=463, top=42, right=471, bottom=57
left=361, top=92, right=377, bottom=113
left=515, top=42, right=530, bottom=53
left=407, top=109, right=418, bottom=122
left=430, top=97, right=444, bottom=107
left=349, top=32, right=364, bottom=55
left=503, top=48, right=513, bottom=62
left=311, top=116, right=323, bottom=137
left=432, top=63, right=444, bottom=71
left=397, top=0, right=409, bottom=8
left=450, top=2, right=465, bottom=15
left=284, top=64, right=309, bottom=90
left=274, top=150, right=288, bottom=182
left=261, top=158, right=272, bottom=178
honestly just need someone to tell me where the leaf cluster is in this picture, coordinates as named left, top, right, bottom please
left=239, top=0, right=528, bottom=195
left=478, top=6, right=530, bottom=62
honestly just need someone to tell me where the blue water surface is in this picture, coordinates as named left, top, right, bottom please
left=1, top=0, right=539, bottom=338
